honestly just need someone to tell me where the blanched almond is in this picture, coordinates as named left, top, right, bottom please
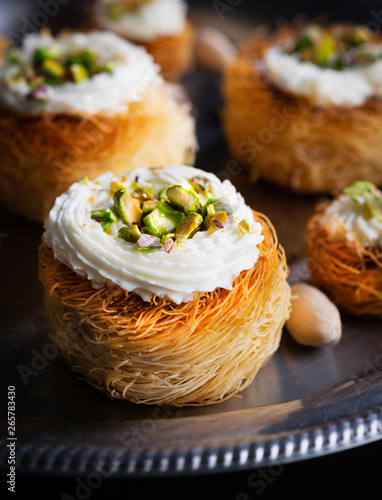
left=286, top=282, right=342, bottom=347
left=195, top=26, right=238, bottom=72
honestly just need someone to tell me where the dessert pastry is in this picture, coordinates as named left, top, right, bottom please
left=307, top=181, right=382, bottom=315
left=223, top=23, right=382, bottom=193
left=93, top=0, right=194, bottom=81
left=0, top=37, right=8, bottom=65
left=39, top=165, right=291, bottom=406
left=0, top=30, right=196, bottom=222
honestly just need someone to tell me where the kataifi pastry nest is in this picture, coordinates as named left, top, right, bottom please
left=0, top=84, right=196, bottom=223
left=38, top=211, right=291, bottom=407
left=222, top=25, right=382, bottom=193
left=126, top=21, right=195, bottom=82
left=306, top=205, right=382, bottom=315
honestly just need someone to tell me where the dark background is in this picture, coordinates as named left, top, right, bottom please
left=1, top=0, right=382, bottom=498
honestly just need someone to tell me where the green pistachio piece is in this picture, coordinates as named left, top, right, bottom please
left=42, top=59, right=65, bottom=80
left=66, top=51, right=97, bottom=73
left=34, top=46, right=61, bottom=63
left=119, top=224, right=142, bottom=243
left=363, top=191, right=382, bottom=221
left=204, top=211, right=228, bottom=230
left=69, top=63, right=89, bottom=83
left=343, top=181, right=378, bottom=201
left=113, top=188, right=142, bottom=224
left=158, top=187, right=169, bottom=201
left=142, top=200, right=159, bottom=216
left=202, top=198, right=219, bottom=217
left=91, top=208, right=118, bottom=231
left=161, top=233, right=175, bottom=244
left=143, top=201, right=184, bottom=238
left=315, top=34, right=336, bottom=66
left=175, top=212, right=203, bottom=244
left=166, top=185, right=200, bottom=213
left=343, top=26, right=371, bottom=47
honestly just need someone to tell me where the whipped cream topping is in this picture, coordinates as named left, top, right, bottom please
left=44, top=165, right=264, bottom=304
left=95, top=0, right=187, bottom=41
left=326, top=194, right=382, bottom=246
left=259, top=45, right=382, bottom=107
left=0, top=31, right=161, bottom=114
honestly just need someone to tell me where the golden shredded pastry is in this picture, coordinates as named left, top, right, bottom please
left=222, top=25, right=382, bottom=193
left=127, top=21, right=195, bottom=82
left=306, top=206, right=382, bottom=315
left=39, top=211, right=291, bottom=406
left=0, top=85, right=196, bottom=223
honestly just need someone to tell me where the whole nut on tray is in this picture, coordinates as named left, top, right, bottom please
left=195, top=26, right=238, bottom=72
left=286, top=282, right=342, bottom=347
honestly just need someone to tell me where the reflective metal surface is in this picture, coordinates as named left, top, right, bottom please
left=0, top=1, right=382, bottom=479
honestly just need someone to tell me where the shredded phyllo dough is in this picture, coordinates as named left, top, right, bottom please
left=39, top=211, right=291, bottom=406
left=222, top=24, right=382, bottom=193
left=307, top=181, right=382, bottom=316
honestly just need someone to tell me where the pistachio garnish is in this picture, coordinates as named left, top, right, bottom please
left=204, top=211, right=228, bottom=230
left=90, top=178, right=250, bottom=252
left=5, top=45, right=119, bottom=91
left=137, top=234, right=161, bottom=251
left=290, top=24, right=380, bottom=69
left=175, top=213, right=203, bottom=244
left=344, top=180, right=382, bottom=221
left=113, top=189, right=142, bottom=225
left=91, top=208, right=118, bottom=231
left=144, top=202, right=184, bottom=238
left=166, top=185, right=200, bottom=213
left=119, top=224, right=142, bottom=243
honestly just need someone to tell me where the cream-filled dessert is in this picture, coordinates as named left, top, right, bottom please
left=94, top=0, right=187, bottom=41
left=259, top=25, right=382, bottom=107
left=92, top=0, right=194, bottom=81
left=39, top=164, right=290, bottom=405
left=222, top=23, right=382, bottom=193
left=307, top=180, right=382, bottom=316
left=325, top=181, right=382, bottom=246
left=0, top=31, right=161, bottom=114
left=44, top=165, right=263, bottom=304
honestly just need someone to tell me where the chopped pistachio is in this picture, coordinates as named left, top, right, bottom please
left=158, top=187, right=169, bottom=201
left=238, top=219, right=250, bottom=235
left=137, top=234, right=161, bottom=252
left=41, top=59, right=65, bottom=80
left=119, top=224, right=142, bottom=243
left=142, top=200, right=159, bottom=216
left=204, top=211, right=228, bottom=230
left=113, top=188, right=142, bottom=224
left=110, top=181, right=126, bottom=195
left=161, top=233, right=175, bottom=244
left=143, top=201, right=184, bottom=238
left=315, top=34, right=336, bottom=66
left=175, top=212, right=203, bottom=244
left=91, top=207, right=117, bottom=223
left=343, top=26, right=371, bottom=47
left=34, top=46, right=61, bottom=63
left=69, top=63, right=89, bottom=83
left=343, top=180, right=377, bottom=201
left=166, top=185, right=200, bottom=213
left=164, top=237, right=175, bottom=254
left=91, top=208, right=118, bottom=231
